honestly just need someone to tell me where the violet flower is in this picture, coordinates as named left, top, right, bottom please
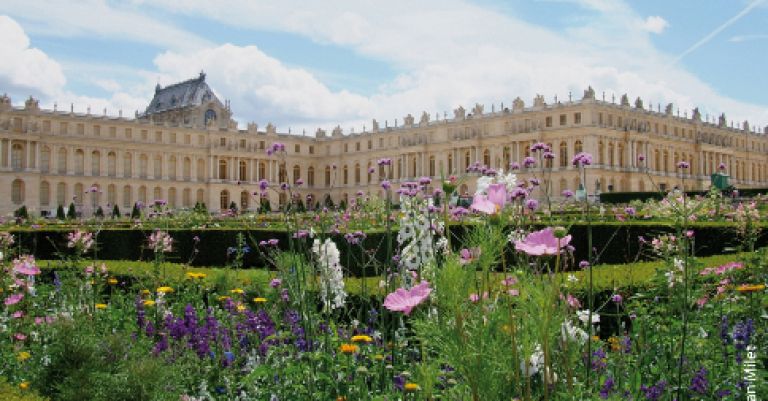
left=514, top=227, right=571, bottom=256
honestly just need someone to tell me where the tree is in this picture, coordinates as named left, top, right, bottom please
left=259, top=198, right=271, bottom=213
left=56, top=205, right=66, bottom=220
left=94, top=206, right=105, bottom=218
left=111, top=204, right=121, bottom=218
left=229, top=201, right=238, bottom=213
left=339, top=200, right=347, bottom=210
left=67, top=203, right=77, bottom=220
left=14, top=205, right=28, bottom=219
left=131, top=203, right=141, bottom=219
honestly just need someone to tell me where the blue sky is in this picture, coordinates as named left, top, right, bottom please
left=1, top=0, right=766, bottom=132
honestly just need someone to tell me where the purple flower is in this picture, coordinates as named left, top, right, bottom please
left=514, top=227, right=572, bottom=256
left=624, top=206, right=636, bottom=216
left=579, top=260, right=590, bottom=269
left=258, top=179, right=269, bottom=191
left=368, top=167, right=375, bottom=174
left=377, top=158, right=392, bottom=166
left=641, top=380, right=667, bottom=401
left=599, top=377, right=615, bottom=399
left=525, top=198, right=539, bottom=211
left=542, top=151, right=555, bottom=160
left=572, top=152, right=593, bottom=166
left=523, top=156, right=536, bottom=168
left=611, top=294, right=623, bottom=304
left=529, top=178, right=540, bottom=186
left=689, top=367, right=708, bottom=394
left=562, top=189, right=574, bottom=198
left=509, top=161, right=520, bottom=170
left=270, top=278, right=282, bottom=288
left=638, top=154, right=646, bottom=162
left=381, top=180, right=391, bottom=190
left=718, top=162, right=726, bottom=170
left=530, top=142, right=549, bottom=152
left=677, top=161, right=690, bottom=169
left=591, top=348, right=607, bottom=371
left=295, top=178, right=304, bottom=186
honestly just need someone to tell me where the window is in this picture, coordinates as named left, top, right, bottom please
left=57, top=148, right=67, bottom=174
left=205, top=109, right=216, bottom=125
left=239, top=160, right=247, bottom=181
left=239, top=139, right=246, bottom=149
left=295, top=144, right=300, bottom=153
left=574, top=113, right=581, bottom=124
left=59, top=122, right=68, bottom=135
left=93, top=125, right=101, bottom=136
left=169, top=156, right=177, bottom=179
left=183, top=158, right=192, bottom=180
left=77, top=124, right=84, bottom=135
left=139, top=154, right=148, bottom=178
left=108, top=152, right=117, bottom=177
left=258, top=162, right=266, bottom=180
left=107, top=184, right=116, bottom=206
left=141, top=130, right=148, bottom=141
left=309, top=146, right=314, bottom=154
left=220, top=138, right=226, bottom=146
left=153, top=155, right=162, bottom=178
left=109, top=127, right=116, bottom=137
left=74, top=149, right=84, bottom=175
left=41, top=147, right=50, bottom=173
left=308, top=167, right=315, bottom=187
left=218, top=159, right=228, bottom=180
left=196, top=189, right=205, bottom=204
left=220, top=190, right=230, bottom=210
left=183, top=188, right=191, bottom=207
left=344, top=144, right=348, bottom=152
left=545, top=116, right=553, bottom=127
left=356, top=142, right=361, bottom=151
left=123, top=153, right=133, bottom=177
left=40, top=181, right=50, bottom=206
left=12, top=179, right=24, bottom=204
left=560, top=114, right=567, bottom=126
left=184, top=134, right=191, bottom=145
left=293, top=165, right=301, bottom=183
left=91, top=151, right=100, bottom=176
left=11, top=144, right=24, bottom=170
left=125, top=128, right=132, bottom=139
left=123, top=186, right=132, bottom=208
left=368, top=140, right=372, bottom=150
left=559, top=142, right=568, bottom=168
left=57, top=182, right=66, bottom=206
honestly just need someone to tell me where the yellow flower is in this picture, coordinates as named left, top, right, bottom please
left=404, top=383, right=420, bottom=392
left=374, top=354, right=385, bottom=361
left=141, top=289, right=150, bottom=296
left=143, top=300, right=156, bottom=307
left=186, top=272, right=207, bottom=280
left=236, top=304, right=247, bottom=312
left=339, top=343, right=359, bottom=355
left=230, top=288, right=245, bottom=294
left=591, top=336, right=601, bottom=342
left=218, top=295, right=231, bottom=302
left=737, top=283, right=766, bottom=293
left=351, top=335, right=373, bottom=344
left=253, top=297, right=268, bottom=303
left=95, top=303, right=108, bottom=310
left=17, top=351, right=31, bottom=362
left=19, top=381, right=29, bottom=390
left=608, top=336, right=621, bottom=352
left=157, top=286, right=174, bottom=294
left=107, top=277, right=118, bottom=285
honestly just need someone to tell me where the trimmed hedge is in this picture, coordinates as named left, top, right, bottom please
left=10, top=222, right=767, bottom=276
left=600, top=188, right=768, bottom=203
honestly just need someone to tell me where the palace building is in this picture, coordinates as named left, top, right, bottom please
left=1, top=73, right=767, bottom=216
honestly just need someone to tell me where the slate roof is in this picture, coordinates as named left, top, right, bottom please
left=143, top=72, right=219, bottom=115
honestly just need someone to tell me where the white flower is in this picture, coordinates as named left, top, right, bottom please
left=561, top=319, right=589, bottom=343
left=576, top=309, right=600, bottom=325
left=475, top=176, right=493, bottom=195
left=498, top=171, right=518, bottom=192
left=312, top=238, right=346, bottom=310
left=521, top=345, right=544, bottom=377
left=567, top=274, right=579, bottom=283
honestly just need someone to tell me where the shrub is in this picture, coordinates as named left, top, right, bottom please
left=111, top=204, right=121, bottom=218
left=0, top=377, right=49, bottom=401
left=66, top=203, right=76, bottom=219
left=56, top=205, right=66, bottom=220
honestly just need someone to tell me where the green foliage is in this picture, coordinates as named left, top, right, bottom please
left=56, top=205, right=66, bottom=220
left=66, top=203, right=76, bottom=219
left=14, top=205, right=29, bottom=219
left=130, top=203, right=141, bottom=219
left=228, top=201, right=238, bottom=213
left=259, top=198, right=271, bottom=213
left=111, top=204, right=121, bottom=218
left=94, top=206, right=104, bottom=218
left=0, top=377, right=48, bottom=401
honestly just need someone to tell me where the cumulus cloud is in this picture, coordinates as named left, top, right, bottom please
left=641, top=16, right=669, bottom=34
left=0, top=15, right=66, bottom=98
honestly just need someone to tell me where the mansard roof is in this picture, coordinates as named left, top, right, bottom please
left=144, top=71, right=220, bottom=115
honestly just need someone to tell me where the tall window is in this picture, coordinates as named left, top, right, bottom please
left=293, top=165, right=301, bottom=184
left=343, top=165, right=349, bottom=185
left=11, top=144, right=24, bottom=170
left=139, top=154, right=148, bottom=178
left=11, top=179, right=24, bottom=204
left=218, top=159, right=228, bottom=180
left=123, top=186, right=132, bottom=208
left=107, top=152, right=116, bottom=176
left=41, top=147, right=50, bottom=173
left=325, top=166, right=331, bottom=186
left=354, top=163, right=360, bottom=184
left=40, top=181, right=50, bottom=206
left=559, top=142, right=568, bottom=168
left=168, top=156, right=177, bottom=180
left=220, top=190, right=230, bottom=210
left=153, top=155, right=162, bottom=178
left=183, top=157, right=192, bottom=180
left=58, top=148, right=67, bottom=174
left=123, top=153, right=133, bottom=177
left=57, top=182, right=66, bottom=206
left=239, top=160, right=247, bottom=181
left=258, top=162, right=266, bottom=180
left=74, top=150, right=84, bottom=175
left=168, top=188, right=176, bottom=206
left=308, top=167, right=315, bottom=187
left=91, top=151, right=101, bottom=176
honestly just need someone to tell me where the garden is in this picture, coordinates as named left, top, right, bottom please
left=1, top=145, right=766, bottom=401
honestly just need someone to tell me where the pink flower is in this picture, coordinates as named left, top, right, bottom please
left=695, top=297, right=708, bottom=308
left=459, top=248, right=481, bottom=265
left=12, top=256, right=40, bottom=276
left=4, top=293, right=23, bottom=306
left=501, top=276, right=518, bottom=286
left=470, top=194, right=497, bottom=214
left=12, top=311, right=24, bottom=318
left=507, top=289, right=520, bottom=296
left=514, top=228, right=572, bottom=256
left=469, top=293, right=480, bottom=302
left=566, top=294, right=581, bottom=309
left=383, top=281, right=432, bottom=316
left=14, top=333, right=27, bottom=341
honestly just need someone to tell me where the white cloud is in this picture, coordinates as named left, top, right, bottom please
left=0, top=16, right=66, bottom=98
left=641, top=16, right=669, bottom=34
left=93, top=79, right=122, bottom=92
left=729, top=33, right=768, bottom=42
left=2, top=0, right=211, bottom=51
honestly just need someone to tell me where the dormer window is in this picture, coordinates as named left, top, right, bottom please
left=205, top=109, right=216, bottom=125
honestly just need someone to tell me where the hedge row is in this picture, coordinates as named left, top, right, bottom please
left=10, top=223, right=765, bottom=276
left=599, top=188, right=768, bottom=203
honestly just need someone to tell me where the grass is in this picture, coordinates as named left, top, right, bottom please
left=39, top=251, right=752, bottom=296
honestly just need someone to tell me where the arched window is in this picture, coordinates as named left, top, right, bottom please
left=58, top=148, right=67, bottom=174
left=11, top=179, right=24, bottom=204
left=617, top=143, right=625, bottom=167
left=354, top=163, right=360, bottom=184
left=182, top=188, right=191, bottom=207
left=107, top=152, right=116, bottom=177
left=139, top=154, right=148, bottom=178
left=74, top=183, right=84, bottom=205
left=153, top=155, right=162, bottom=178
left=107, top=184, right=116, bottom=206
left=153, top=187, right=162, bottom=201
left=57, top=182, right=66, bottom=206
left=448, top=153, right=453, bottom=173
left=279, top=165, right=287, bottom=183
left=183, top=157, right=192, bottom=180
left=559, top=141, right=568, bottom=168
left=258, top=161, right=266, bottom=180
left=608, top=143, right=615, bottom=167
left=40, top=181, right=50, bottom=206
left=343, top=165, right=349, bottom=185
left=123, top=185, right=133, bottom=208
left=40, top=146, right=50, bottom=173
left=11, top=143, right=24, bottom=170
left=91, top=151, right=101, bottom=176
left=325, top=166, right=331, bottom=186
left=574, top=140, right=583, bottom=154
left=204, top=109, right=216, bottom=125
left=429, top=156, right=436, bottom=176
left=240, top=191, right=249, bottom=210
left=503, top=147, right=510, bottom=167
left=75, top=149, right=85, bottom=175
left=218, top=159, right=228, bottom=180
left=308, top=166, right=315, bottom=187
left=123, top=152, right=133, bottom=177
left=196, top=159, right=205, bottom=181
left=168, top=187, right=176, bottom=207
left=483, top=149, right=490, bottom=167
left=293, top=165, right=301, bottom=184
left=239, top=160, right=248, bottom=181
left=367, top=162, right=373, bottom=182
left=663, top=150, right=669, bottom=173
left=196, top=189, right=205, bottom=204
left=169, top=156, right=177, bottom=180
left=138, top=186, right=147, bottom=205
left=220, top=190, right=230, bottom=210
left=598, top=141, right=604, bottom=165
left=464, top=151, right=471, bottom=170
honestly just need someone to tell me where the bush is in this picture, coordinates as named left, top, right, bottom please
left=0, top=377, right=49, bottom=401
left=14, top=205, right=29, bottom=219
left=130, top=203, right=141, bottom=219
left=111, top=204, right=121, bottom=219
left=94, top=206, right=104, bottom=219
left=56, top=205, right=66, bottom=220
left=66, top=203, right=77, bottom=220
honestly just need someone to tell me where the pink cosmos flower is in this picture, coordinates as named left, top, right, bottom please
left=459, top=248, right=481, bottom=265
left=696, top=297, right=708, bottom=308
left=470, top=183, right=507, bottom=214
left=566, top=294, right=581, bottom=309
left=507, top=289, right=520, bottom=296
left=12, top=256, right=40, bottom=276
left=514, top=228, right=572, bottom=256
left=383, top=281, right=432, bottom=316
left=4, top=293, right=23, bottom=306
left=501, top=276, right=518, bottom=286
left=12, top=311, right=24, bottom=318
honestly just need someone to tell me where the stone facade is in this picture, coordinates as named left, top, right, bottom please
left=1, top=78, right=767, bottom=216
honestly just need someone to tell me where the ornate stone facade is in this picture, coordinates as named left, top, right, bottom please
left=1, top=77, right=767, bottom=216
